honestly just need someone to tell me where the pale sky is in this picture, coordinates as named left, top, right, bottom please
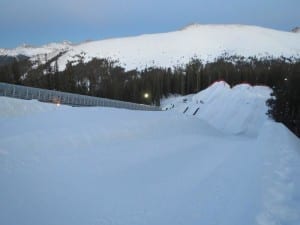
left=1, top=0, right=300, bottom=48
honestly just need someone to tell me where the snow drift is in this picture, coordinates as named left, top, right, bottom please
left=1, top=24, right=300, bottom=71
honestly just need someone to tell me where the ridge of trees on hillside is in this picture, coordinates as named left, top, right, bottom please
left=0, top=55, right=299, bottom=137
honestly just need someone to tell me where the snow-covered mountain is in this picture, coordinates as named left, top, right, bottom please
left=1, top=24, right=300, bottom=71
left=0, top=41, right=73, bottom=66
left=291, top=27, right=300, bottom=33
left=0, top=41, right=72, bottom=57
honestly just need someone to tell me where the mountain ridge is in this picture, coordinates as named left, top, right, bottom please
left=1, top=24, right=300, bottom=71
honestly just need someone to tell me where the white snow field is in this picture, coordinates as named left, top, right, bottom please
left=1, top=82, right=300, bottom=225
left=1, top=24, right=300, bottom=71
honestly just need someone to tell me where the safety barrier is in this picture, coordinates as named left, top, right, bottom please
left=0, top=82, right=161, bottom=111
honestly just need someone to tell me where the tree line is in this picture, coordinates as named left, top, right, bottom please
left=0, top=55, right=299, bottom=136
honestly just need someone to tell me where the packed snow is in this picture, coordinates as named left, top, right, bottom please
left=0, top=82, right=300, bottom=225
left=1, top=24, right=300, bottom=71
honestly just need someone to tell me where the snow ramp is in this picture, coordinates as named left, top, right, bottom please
left=163, top=81, right=272, bottom=136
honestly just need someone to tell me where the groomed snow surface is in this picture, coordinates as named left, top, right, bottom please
left=1, top=82, right=300, bottom=225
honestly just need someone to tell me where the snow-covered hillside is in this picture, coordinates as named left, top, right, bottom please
left=0, top=41, right=72, bottom=66
left=0, top=42, right=72, bottom=57
left=1, top=82, right=300, bottom=225
left=1, top=24, right=300, bottom=71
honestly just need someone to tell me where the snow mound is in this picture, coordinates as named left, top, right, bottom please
left=162, top=81, right=272, bottom=136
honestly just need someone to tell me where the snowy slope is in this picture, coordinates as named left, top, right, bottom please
left=1, top=24, right=300, bottom=71
left=0, top=42, right=72, bottom=57
left=0, top=83, right=300, bottom=225
left=0, top=41, right=72, bottom=66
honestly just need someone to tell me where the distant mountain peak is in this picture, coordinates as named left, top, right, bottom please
left=291, top=27, right=300, bottom=33
left=19, top=43, right=35, bottom=49
left=180, top=23, right=203, bottom=30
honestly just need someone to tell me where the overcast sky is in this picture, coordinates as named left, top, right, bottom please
left=1, top=0, right=300, bottom=48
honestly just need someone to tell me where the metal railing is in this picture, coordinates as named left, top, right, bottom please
left=0, top=82, right=161, bottom=111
